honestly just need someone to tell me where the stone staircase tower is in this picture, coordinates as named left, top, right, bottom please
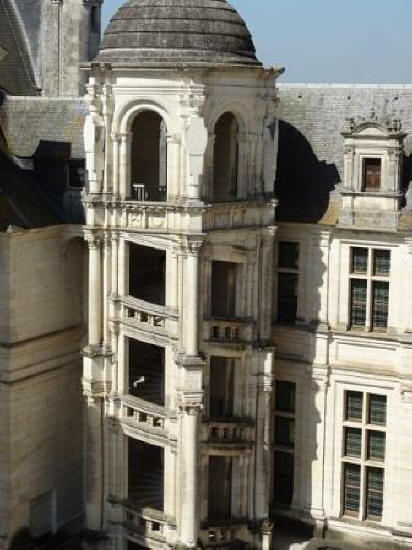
left=82, top=1, right=283, bottom=548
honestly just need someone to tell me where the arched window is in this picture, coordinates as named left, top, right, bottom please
left=213, top=112, right=239, bottom=202
left=131, top=111, right=167, bottom=201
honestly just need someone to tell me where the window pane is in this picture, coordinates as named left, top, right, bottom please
left=363, top=158, right=381, bottom=190
left=279, top=242, right=299, bottom=269
left=273, top=451, right=294, bottom=507
left=372, top=281, right=389, bottom=329
left=350, top=279, right=367, bottom=327
left=275, top=417, right=295, bottom=447
left=345, top=428, right=362, bottom=457
left=351, top=247, right=368, bottom=274
left=366, top=467, right=384, bottom=519
left=346, top=391, right=363, bottom=421
left=275, top=381, right=296, bottom=413
left=278, top=273, right=298, bottom=324
left=344, top=463, right=361, bottom=514
left=369, top=394, right=387, bottom=425
left=373, top=250, right=391, bottom=277
left=368, top=431, right=386, bottom=462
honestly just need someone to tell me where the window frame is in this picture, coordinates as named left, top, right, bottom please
left=348, top=246, right=391, bottom=332
left=273, top=380, right=296, bottom=508
left=276, top=241, right=300, bottom=325
left=362, top=156, right=382, bottom=192
left=341, top=390, right=387, bottom=522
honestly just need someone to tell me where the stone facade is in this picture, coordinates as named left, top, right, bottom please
left=1, top=1, right=412, bottom=550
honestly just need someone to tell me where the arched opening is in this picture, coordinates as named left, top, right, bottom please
left=213, top=112, right=239, bottom=202
left=131, top=111, right=167, bottom=201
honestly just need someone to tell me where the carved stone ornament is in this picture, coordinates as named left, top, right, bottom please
left=176, top=392, right=204, bottom=414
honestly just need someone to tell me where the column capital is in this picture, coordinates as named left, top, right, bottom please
left=84, top=231, right=104, bottom=250
left=177, top=236, right=205, bottom=257
left=176, top=391, right=204, bottom=414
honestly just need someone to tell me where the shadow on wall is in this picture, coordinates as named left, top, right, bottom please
left=33, top=140, right=86, bottom=224
left=275, top=121, right=340, bottom=223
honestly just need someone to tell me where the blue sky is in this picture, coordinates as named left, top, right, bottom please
left=102, top=0, right=412, bottom=83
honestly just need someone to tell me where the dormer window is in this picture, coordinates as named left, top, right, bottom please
left=340, top=115, right=406, bottom=230
left=363, top=158, right=381, bottom=191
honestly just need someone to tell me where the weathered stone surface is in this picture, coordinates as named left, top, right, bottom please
left=96, top=0, right=260, bottom=66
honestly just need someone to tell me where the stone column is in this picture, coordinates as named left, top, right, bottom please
left=85, top=395, right=104, bottom=531
left=254, top=349, right=274, bottom=520
left=111, top=134, right=120, bottom=197
left=303, top=366, right=329, bottom=528
left=184, top=240, right=203, bottom=357
left=178, top=395, right=203, bottom=548
left=119, top=133, right=131, bottom=199
left=87, top=234, right=102, bottom=346
left=259, top=227, right=276, bottom=341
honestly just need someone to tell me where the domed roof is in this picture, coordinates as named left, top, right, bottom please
left=96, top=0, right=261, bottom=67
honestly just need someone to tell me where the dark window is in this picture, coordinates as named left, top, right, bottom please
left=373, top=250, right=391, bottom=277
left=346, top=391, right=363, bottom=422
left=278, top=273, right=298, bottom=323
left=345, top=428, right=362, bottom=457
left=372, top=281, right=389, bottom=329
left=344, top=463, right=361, bottom=515
left=366, top=467, right=384, bottom=519
left=350, top=279, right=367, bottom=328
left=278, top=242, right=299, bottom=269
left=368, top=431, right=386, bottom=462
left=275, top=417, right=295, bottom=447
left=363, top=158, right=381, bottom=191
left=132, top=111, right=167, bottom=201
left=213, top=113, right=239, bottom=202
left=128, top=439, right=164, bottom=511
left=351, top=247, right=368, bottom=274
left=211, top=261, right=237, bottom=318
left=273, top=451, right=294, bottom=507
left=128, top=339, right=165, bottom=406
left=129, top=243, right=166, bottom=306
left=208, top=456, right=232, bottom=520
left=275, top=381, right=296, bottom=413
left=209, top=357, right=234, bottom=418
left=369, top=394, right=387, bottom=426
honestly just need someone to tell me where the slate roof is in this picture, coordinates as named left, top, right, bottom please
left=275, top=84, right=412, bottom=227
left=97, top=0, right=260, bottom=66
left=0, top=0, right=38, bottom=95
left=0, top=97, right=88, bottom=159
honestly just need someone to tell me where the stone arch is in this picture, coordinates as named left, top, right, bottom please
left=116, top=101, right=172, bottom=201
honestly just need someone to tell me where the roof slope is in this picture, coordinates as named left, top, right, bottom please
left=275, top=84, right=412, bottom=226
left=0, top=97, right=88, bottom=158
left=97, top=0, right=260, bottom=66
left=0, top=0, right=38, bottom=95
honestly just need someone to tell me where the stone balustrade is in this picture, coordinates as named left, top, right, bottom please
left=207, top=420, right=253, bottom=444
left=120, top=296, right=171, bottom=335
left=121, top=395, right=166, bottom=431
left=124, top=505, right=167, bottom=544
left=204, top=319, right=254, bottom=345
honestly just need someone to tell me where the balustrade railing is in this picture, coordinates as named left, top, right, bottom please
left=207, top=420, right=253, bottom=443
left=124, top=505, right=166, bottom=543
left=121, top=395, right=166, bottom=431
left=121, top=296, right=171, bottom=333
left=205, top=319, right=254, bottom=344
